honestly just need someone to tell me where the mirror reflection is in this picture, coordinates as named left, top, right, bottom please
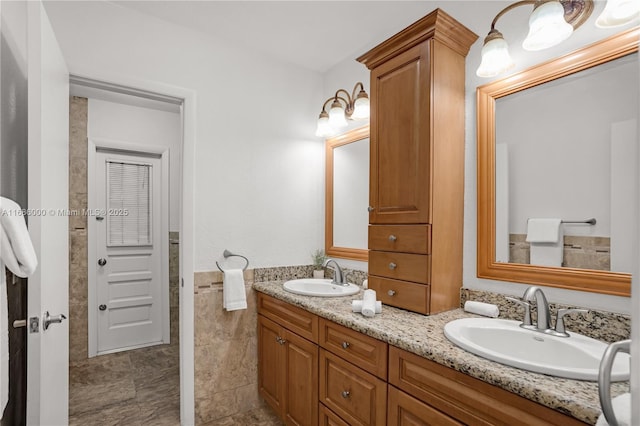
left=325, top=125, right=369, bottom=261
left=495, top=52, right=638, bottom=273
left=476, top=29, right=637, bottom=296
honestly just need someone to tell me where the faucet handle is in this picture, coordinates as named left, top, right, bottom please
left=505, top=297, right=532, bottom=326
left=554, top=308, right=588, bottom=335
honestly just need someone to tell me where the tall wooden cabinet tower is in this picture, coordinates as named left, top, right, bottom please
left=358, top=9, right=477, bottom=314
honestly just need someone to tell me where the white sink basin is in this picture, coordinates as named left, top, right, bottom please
left=283, top=278, right=360, bottom=297
left=444, top=318, right=630, bottom=381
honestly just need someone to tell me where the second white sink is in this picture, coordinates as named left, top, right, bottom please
left=444, top=318, right=630, bottom=381
left=283, top=278, right=360, bottom=297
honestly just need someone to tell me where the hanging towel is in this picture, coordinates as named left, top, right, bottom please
left=525, top=218, right=562, bottom=243
left=223, top=269, right=247, bottom=311
left=526, top=218, right=564, bottom=267
left=0, top=197, right=38, bottom=277
left=0, top=197, right=38, bottom=419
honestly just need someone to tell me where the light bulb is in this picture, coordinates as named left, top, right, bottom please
left=523, top=1, right=573, bottom=51
left=351, top=95, right=370, bottom=120
left=328, top=100, right=348, bottom=128
left=596, top=0, right=640, bottom=27
left=315, top=113, right=333, bottom=137
left=476, top=30, right=515, bottom=78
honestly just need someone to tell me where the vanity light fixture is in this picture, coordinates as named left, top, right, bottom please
left=477, top=0, right=612, bottom=78
left=315, top=82, right=370, bottom=137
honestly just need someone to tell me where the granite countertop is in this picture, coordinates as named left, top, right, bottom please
left=253, top=281, right=630, bottom=425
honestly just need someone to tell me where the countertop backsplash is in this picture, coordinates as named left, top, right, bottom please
left=460, top=288, right=631, bottom=344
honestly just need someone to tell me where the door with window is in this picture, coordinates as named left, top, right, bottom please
left=92, top=149, right=168, bottom=355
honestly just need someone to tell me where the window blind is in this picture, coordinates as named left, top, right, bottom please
left=107, top=160, right=152, bottom=246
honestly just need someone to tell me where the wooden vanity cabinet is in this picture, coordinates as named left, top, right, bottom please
left=258, top=295, right=588, bottom=426
left=257, top=294, right=319, bottom=426
left=388, top=347, right=588, bottom=426
left=358, top=9, right=477, bottom=315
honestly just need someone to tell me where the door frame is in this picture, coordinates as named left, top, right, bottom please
left=69, top=71, right=197, bottom=425
left=87, top=139, right=170, bottom=357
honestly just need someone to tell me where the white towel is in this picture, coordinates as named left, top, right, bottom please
left=223, top=269, right=247, bottom=311
left=526, top=218, right=562, bottom=243
left=596, top=393, right=631, bottom=426
left=464, top=301, right=499, bottom=318
left=361, top=289, right=377, bottom=318
left=0, top=197, right=38, bottom=277
left=351, top=300, right=382, bottom=314
left=0, top=197, right=38, bottom=419
left=526, top=218, right=564, bottom=267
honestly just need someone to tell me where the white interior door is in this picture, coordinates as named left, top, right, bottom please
left=26, top=2, right=69, bottom=424
left=92, top=149, right=168, bottom=355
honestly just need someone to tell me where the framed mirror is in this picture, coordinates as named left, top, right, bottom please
left=325, top=125, right=369, bottom=261
left=477, top=28, right=638, bottom=296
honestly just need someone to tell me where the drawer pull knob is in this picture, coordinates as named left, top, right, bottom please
left=276, top=336, right=286, bottom=345
left=389, top=262, right=397, bottom=270
left=341, top=390, right=350, bottom=399
left=341, top=341, right=350, bottom=349
left=388, top=290, right=396, bottom=296
left=388, top=234, right=397, bottom=242
left=367, top=206, right=374, bottom=212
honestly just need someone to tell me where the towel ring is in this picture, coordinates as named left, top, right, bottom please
left=216, top=249, right=249, bottom=272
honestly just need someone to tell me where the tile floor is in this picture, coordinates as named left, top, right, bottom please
left=69, top=343, right=180, bottom=426
left=68, top=342, right=283, bottom=425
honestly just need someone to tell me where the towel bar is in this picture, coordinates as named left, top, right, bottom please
left=562, top=218, right=596, bottom=225
left=216, top=249, right=249, bottom=272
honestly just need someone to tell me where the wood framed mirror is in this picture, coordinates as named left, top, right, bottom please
left=325, top=125, right=369, bottom=261
left=477, top=28, right=638, bottom=297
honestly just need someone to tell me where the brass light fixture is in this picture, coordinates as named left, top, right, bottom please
left=477, top=0, right=640, bottom=78
left=315, top=82, right=370, bottom=137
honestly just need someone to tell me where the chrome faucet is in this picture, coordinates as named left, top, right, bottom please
left=522, top=286, right=551, bottom=331
left=508, top=286, right=588, bottom=338
left=323, top=258, right=346, bottom=285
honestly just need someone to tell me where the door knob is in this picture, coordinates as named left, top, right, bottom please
left=43, top=311, right=67, bottom=330
left=367, top=206, right=374, bottom=212
left=99, top=304, right=107, bottom=311
left=98, top=258, right=107, bottom=266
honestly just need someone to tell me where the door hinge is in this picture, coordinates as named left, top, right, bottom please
left=181, top=278, right=184, bottom=288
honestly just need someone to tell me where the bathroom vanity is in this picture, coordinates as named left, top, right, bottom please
left=255, top=282, right=627, bottom=425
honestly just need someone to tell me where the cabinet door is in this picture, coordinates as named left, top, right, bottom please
left=284, top=329, right=319, bottom=426
left=369, top=42, right=431, bottom=224
left=258, top=315, right=285, bottom=416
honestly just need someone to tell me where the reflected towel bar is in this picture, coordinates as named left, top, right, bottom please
left=216, top=249, right=249, bottom=272
left=562, top=218, right=596, bottom=225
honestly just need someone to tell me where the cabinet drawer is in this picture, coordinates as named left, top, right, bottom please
left=319, top=318, right=388, bottom=379
left=319, top=404, right=350, bottom=426
left=369, top=251, right=430, bottom=283
left=369, top=225, right=431, bottom=254
left=258, top=293, right=318, bottom=343
left=388, top=385, right=462, bottom=426
left=368, top=277, right=430, bottom=314
left=388, top=347, right=587, bottom=426
left=320, top=349, right=387, bottom=426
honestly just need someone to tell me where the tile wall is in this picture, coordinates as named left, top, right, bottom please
left=193, top=264, right=367, bottom=424
left=509, top=234, right=611, bottom=271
